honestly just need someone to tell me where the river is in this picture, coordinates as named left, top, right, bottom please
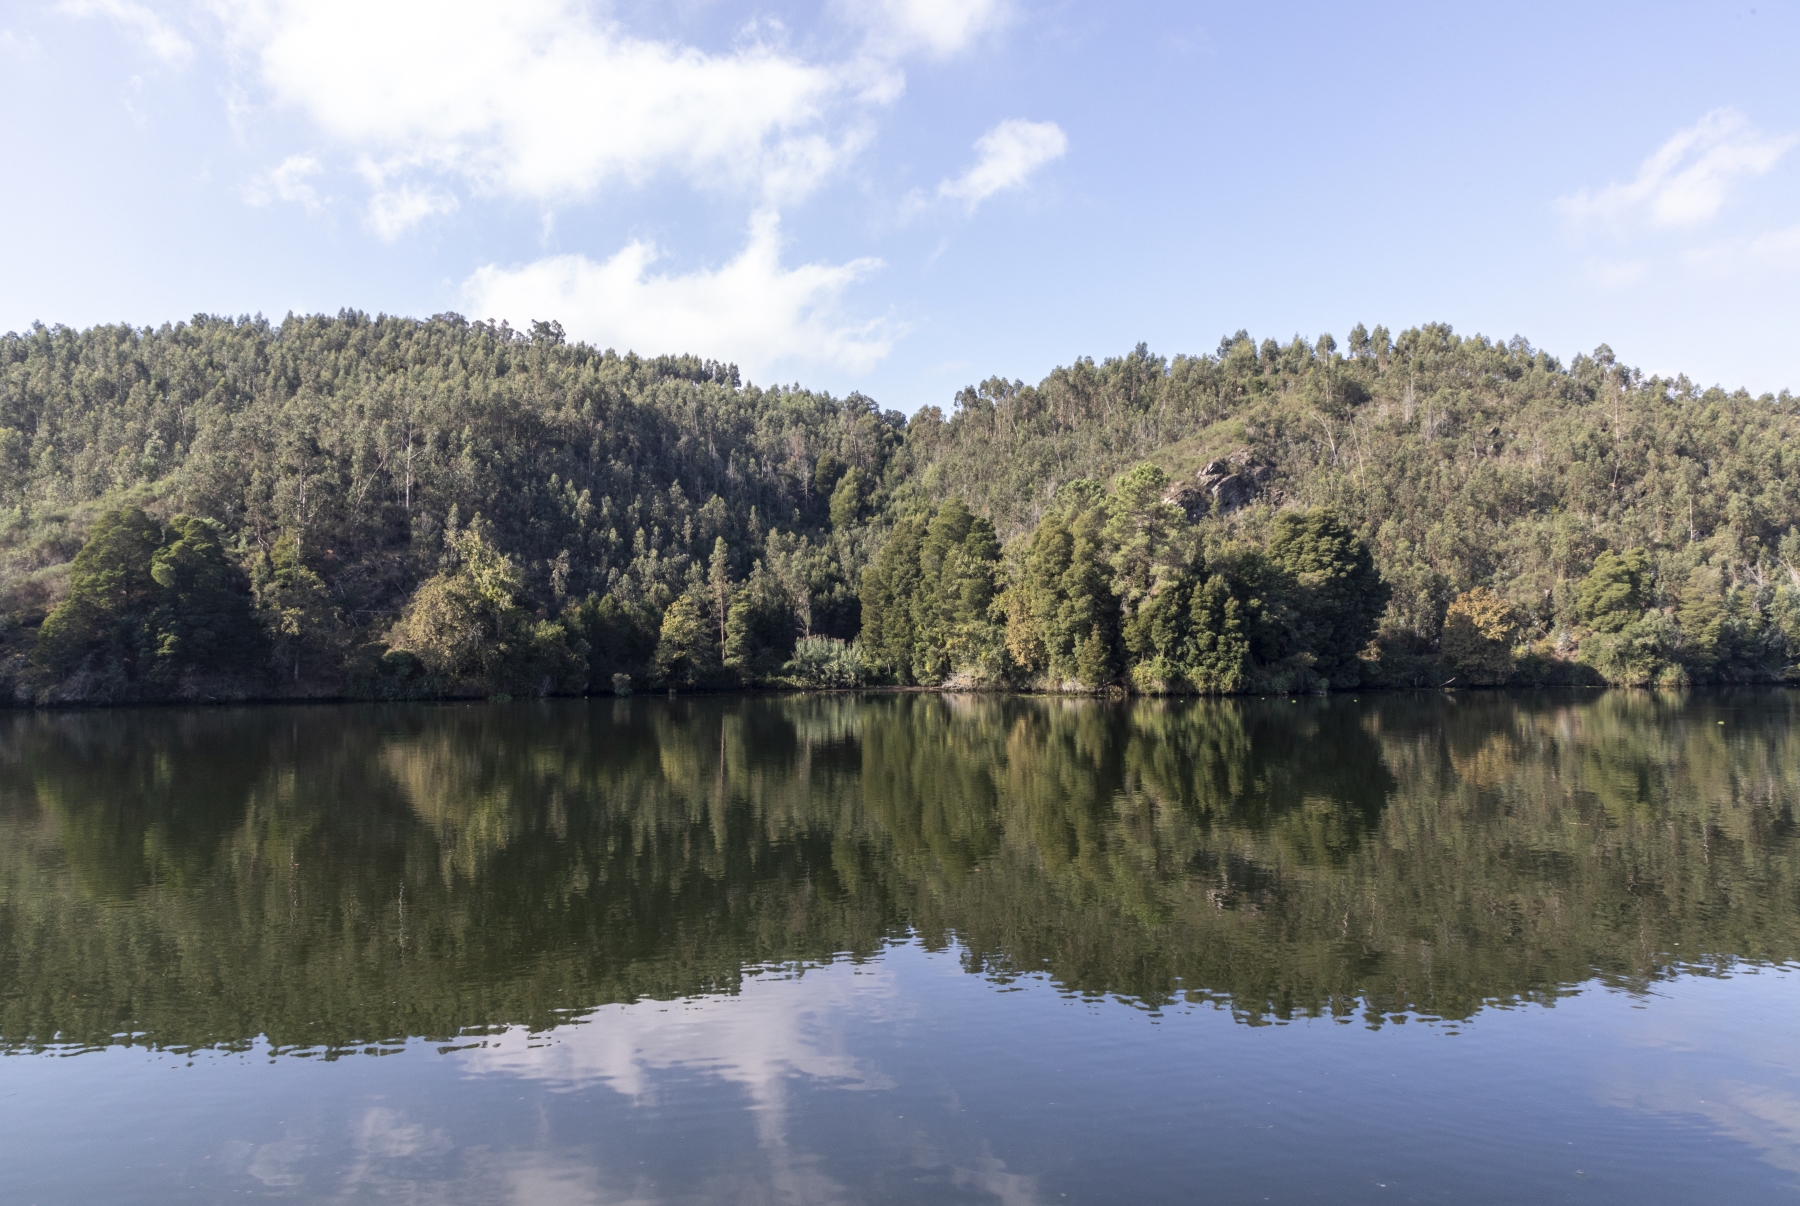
left=3, top=691, right=1798, bottom=1202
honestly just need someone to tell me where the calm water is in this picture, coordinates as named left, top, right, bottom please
left=3, top=692, right=1800, bottom=1203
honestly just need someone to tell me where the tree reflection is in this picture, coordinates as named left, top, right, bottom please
left=1, top=690, right=1797, bottom=1052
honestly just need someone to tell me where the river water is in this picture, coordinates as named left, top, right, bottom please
left=3, top=691, right=1799, bottom=1203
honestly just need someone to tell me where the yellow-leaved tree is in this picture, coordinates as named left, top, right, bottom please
left=1440, top=587, right=1518, bottom=685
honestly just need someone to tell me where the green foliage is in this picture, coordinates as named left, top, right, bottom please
left=1577, top=549, right=1652, bottom=633
left=1569, top=548, right=1667, bottom=686
left=724, top=560, right=799, bottom=680
left=387, top=519, right=524, bottom=684
left=144, top=515, right=265, bottom=686
left=1262, top=507, right=1388, bottom=687
left=890, top=327, right=1800, bottom=687
left=1674, top=566, right=1728, bottom=677
left=250, top=534, right=337, bottom=684
left=4, top=315, right=1800, bottom=699
left=564, top=592, right=659, bottom=692
left=1000, top=485, right=1122, bottom=688
left=0, top=313, right=902, bottom=701
left=654, top=588, right=724, bottom=689
left=990, top=480, right=1374, bottom=693
left=31, top=506, right=261, bottom=700
left=1103, top=462, right=1185, bottom=611
left=763, top=528, right=859, bottom=642
left=782, top=636, right=867, bottom=687
left=859, top=499, right=1005, bottom=686
left=1578, top=614, right=1675, bottom=687
left=1439, top=588, right=1517, bottom=686
left=829, top=466, right=868, bottom=530
left=383, top=519, right=586, bottom=697
left=31, top=506, right=163, bottom=696
left=1123, top=569, right=1253, bottom=694
left=858, top=516, right=924, bottom=681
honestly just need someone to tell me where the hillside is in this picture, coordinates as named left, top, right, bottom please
left=3, top=315, right=1797, bottom=701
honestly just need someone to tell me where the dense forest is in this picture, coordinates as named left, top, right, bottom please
left=4, top=693, right=1796, bottom=1051
left=2, top=313, right=1797, bottom=702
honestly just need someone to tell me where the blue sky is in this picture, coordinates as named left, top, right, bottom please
left=3, top=1, right=1798, bottom=410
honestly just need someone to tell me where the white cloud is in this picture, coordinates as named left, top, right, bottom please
left=1560, top=108, right=1797, bottom=229
left=1684, top=223, right=1800, bottom=275
left=937, top=119, right=1067, bottom=211
left=846, top=0, right=1011, bottom=59
left=244, top=153, right=324, bottom=210
left=463, top=211, right=893, bottom=377
left=58, top=0, right=192, bottom=66
left=367, top=183, right=459, bottom=240
left=214, top=0, right=863, bottom=208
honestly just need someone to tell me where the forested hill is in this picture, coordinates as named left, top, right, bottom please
left=2, top=314, right=1797, bottom=703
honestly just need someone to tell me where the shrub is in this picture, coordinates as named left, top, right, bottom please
left=782, top=637, right=866, bottom=688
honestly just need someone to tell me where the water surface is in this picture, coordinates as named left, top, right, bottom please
left=3, top=692, right=1799, bottom=1202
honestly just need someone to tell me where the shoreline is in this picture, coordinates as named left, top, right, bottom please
left=10, top=681, right=1790, bottom=713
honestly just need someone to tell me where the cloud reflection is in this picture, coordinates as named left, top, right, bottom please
left=456, top=954, right=1044, bottom=1204
left=1600, top=971, right=1800, bottom=1181
left=459, top=962, right=898, bottom=1104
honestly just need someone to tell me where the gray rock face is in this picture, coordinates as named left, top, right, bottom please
left=1164, top=451, right=1273, bottom=520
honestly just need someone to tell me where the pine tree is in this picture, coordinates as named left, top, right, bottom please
left=723, top=560, right=797, bottom=681
left=32, top=507, right=261, bottom=700
left=1186, top=574, right=1251, bottom=693
left=707, top=537, right=733, bottom=650
left=32, top=506, right=165, bottom=697
left=1104, top=463, right=1183, bottom=615
left=144, top=516, right=264, bottom=687
left=252, top=534, right=337, bottom=684
left=1264, top=507, right=1388, bottom=688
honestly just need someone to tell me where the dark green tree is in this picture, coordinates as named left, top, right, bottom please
left=1573, top=549, right=1669, bottom=685
left=829, top=466, right=868, bottom=531
left=565, top=594, right=660, bottom=691
left=31, top=506, right=165, bottom=698
left=1577, top=549, right=1652, bottom=633
left=144, top=516, right=264, bottom=687
left=1264, top=508, right=1388, bottom=687
left=1104, top=463, right=1184, bottom=614
left=724, top=561, right=798, bottom=681
left=858, top=517, right=926, bottom=682
left=32, top=507, right=261, bottom=700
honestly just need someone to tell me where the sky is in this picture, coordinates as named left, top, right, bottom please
left=3, top=0, right=1798, bottom=411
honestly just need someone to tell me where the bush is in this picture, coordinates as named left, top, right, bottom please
left=782, top=637, right=866, bottom=688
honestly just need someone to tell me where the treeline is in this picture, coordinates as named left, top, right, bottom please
left=888, top=329, right=1800, bottom=689
left=1, top=314, right=898, bottom=701
left=860, top=464, right=1800, bottom=692
left=3, top=315, right=1798, bottom=701
left=859, top=474, right=1388, bottom=692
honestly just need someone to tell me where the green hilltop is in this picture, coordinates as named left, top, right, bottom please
left=2, top=314, right=1797, bottom=702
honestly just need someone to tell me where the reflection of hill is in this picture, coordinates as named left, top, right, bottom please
left=1, top=692, right=1797, bottom=1053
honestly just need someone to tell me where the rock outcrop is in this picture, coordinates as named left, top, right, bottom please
left=1164, top=451, right=1273, bottom=521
